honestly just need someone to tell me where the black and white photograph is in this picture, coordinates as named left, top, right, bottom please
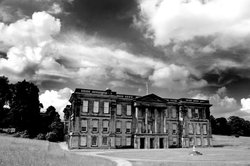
left=1, top=0, right=250, bottom=165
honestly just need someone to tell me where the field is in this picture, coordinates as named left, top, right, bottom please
left=0, top=134, right=115, bottom=166
left=1, top=135, right=250, bottom=166
left=97, top=135, right=250, bottom=166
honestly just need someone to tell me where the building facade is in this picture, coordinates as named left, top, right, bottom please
left=64, top=88, right=212, bottom=149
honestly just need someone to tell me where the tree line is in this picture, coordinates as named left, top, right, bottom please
left=210, top=115, right=250, bottom=137
left=0, top=75, right=64, bottom=142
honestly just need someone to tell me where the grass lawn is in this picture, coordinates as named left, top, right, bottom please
left=0, top=135, right=115, bottom=166
left=100, top=135, right=250, bottom=166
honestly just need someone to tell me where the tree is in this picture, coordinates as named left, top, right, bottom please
left=215, top=117, right=231, bottom=135
left=0, top=76, right=11, bottom=127
left=9, top=80, right=40, bottom=135
left=228, top=116, right=245, bottom=136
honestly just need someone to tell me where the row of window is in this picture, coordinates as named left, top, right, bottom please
left=137, top=122, right=178, bottom=134
left=137, top=107, right=178, bottom=119
left=81, top=119, right=132, bottom=133
left=189, top=137, right=209, bottom=146
left=82, top=100, right=132, bottom=116
left=80, top=136, right=131, bottom=147
left=187, top=108, right=206, bottom=119
left=188, top=123, right=208, bottom=135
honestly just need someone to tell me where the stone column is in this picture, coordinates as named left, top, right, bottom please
left=135, top=107, right=139, bottom=133
left=154, top=108, right=157, bottom=133
left=145, top=107, right=148, bottom=133
left=163, top=109, right=166, bottom=133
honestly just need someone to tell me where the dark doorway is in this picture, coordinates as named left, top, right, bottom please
left=159, top=138, right=164, bottom=148
left=140, top=138, right=145, bottom=149
left=150, top=138, right=154, bottom=149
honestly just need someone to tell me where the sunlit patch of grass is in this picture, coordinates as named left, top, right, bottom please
left=0, top=135, right=115, bottom=166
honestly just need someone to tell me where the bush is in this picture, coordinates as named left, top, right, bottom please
left=20, top=130, right=30, bottom=138
left=36, top=133, right=45, bottom=140
left=46, top=132, right=58, bottom=142
left=13, top=132, right=21, bottom=137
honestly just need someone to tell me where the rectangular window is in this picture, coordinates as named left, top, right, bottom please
left=115, top=137, right=121, bottom=146
left=173, top=137, right=177, bottom=145
left=164, top=108, right=168, bottom=118
left=91, top=136, right=98, bottom=146
left=80, top=136, right=87, bottom=146
left=81, top=119, right=88, bottom=132
left=126, top=105, right=131, bottom=116
left=126, top=137, right=131, bottom=146
left=199, top=108, right=203, bottom=118
left=172, top=123, right=177, bottom=134
left=92, top=120, right=98, bottom=132
left=203, top=124, right=207, bottom=135
left=117, top=104, right=122, bottom=115
left=196, top=137, right=201, bottom=146
left=138, top=122, right=142, bottom=133
left=102, top=120, right=109, bottom=132
left=172, top=107, right=177, bottom=118
left=82, top=100, right=88, bottom=113
left=165, top=123, right=169, bottom=133
left=190, top=137, right=194, bottom=146
left=196, top=123, right=201, bottom=135
left=189, top=123, right=193, bottom=134
left=188, top=108, right=192, bottom=118
left=93, top=101, right=99, bottom=113
left=102, top=136, right=108, bottom=145
left=203, top=138, right=208, bottom=146
left=104, top=102, right=109, bottom=114
left=116, top=121, right=121, bottom=133
left=195, top=108, right=199, bottom=118
left=126, top=121, right=131, bottom=133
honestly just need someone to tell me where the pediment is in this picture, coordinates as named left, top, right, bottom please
left=135, top=94, right=166, bottom=103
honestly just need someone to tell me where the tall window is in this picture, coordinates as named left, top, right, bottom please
left=82, top=100, right=88, bottom=113
left=80, top=136, right=87, bottom=146
left=93, top=101, right=99, bottom=113
left=189, top=123, right=193, bottom=134
left=102, top=120, right=109, bottom=132
left=126, top=137, right=131, bottom=146
left=194, top=108, right=199, bottom=118
left=116, top=121, right=122, bottom=133
left=102, top=136, right=108, bottom=145
left=164, top=108, right=169, bottom=118
left=203, top=138, right=208, bottom=146
left=81, top=119, right=88, bottom=132
left=126, top=121, right=131, bottom=133
left=104, top=102, right=109, bottom=114
left=117, top=104, right=122, bottom=115
left=172, top=123, right=177, bottom=134
left=165, top=123, right=169, bottom=133
left=173, top=137, right=177, bottom=145
left=188, top=108, right=192, bottom=118
left=203, top=124, right=207, bottom=135
left=190, top=137, right=194, bottom=146
left=92, top=136, right=97, bottom=146
left=172, top=107, right=177, bottom=118
left=92, top=120, right=98, bottom=132
left=196, top=123, right=201, bottom=135
left=196, top=137, right=201, bottom=146
left=126, top=105, right=131, bottom=116
left=138, top=122, right=142, bottom=133
left=115, top=137, right=121, bottom=146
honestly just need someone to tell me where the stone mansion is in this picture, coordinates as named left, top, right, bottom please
left=64, top=88, right=212, bottom=149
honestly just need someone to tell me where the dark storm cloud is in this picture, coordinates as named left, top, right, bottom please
left=0, top=51, right=7, bottom=59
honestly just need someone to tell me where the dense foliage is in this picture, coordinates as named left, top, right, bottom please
left=210, top=115, right=250, bottom=136
left=0, top=75, right=64, bottom=142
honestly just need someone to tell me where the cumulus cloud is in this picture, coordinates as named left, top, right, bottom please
left=39, top=87, right=73, bottom=119
left=193, top=87, right=240, bottom=118
left=240, top=98, right=250, bottom=114
left=137, top=0, right=250, bottom=48
left=149, top=64, right=207, bottom=91
left=0, top=11, right=61, bottom=81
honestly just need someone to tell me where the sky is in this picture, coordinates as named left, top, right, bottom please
left=1, top=0, right=250, bottom=120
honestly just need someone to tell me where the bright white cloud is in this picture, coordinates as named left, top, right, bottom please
left=138, top=0, right=250, bottom=48
left=0, top=11, right=61, bottom=81
left=39, top=87, right=73, bottom=119
left=240, top=98, right=250, bottom=114
left=149, top=64, right=207, bottom=91
left=193, top=87, right=240, bottom=118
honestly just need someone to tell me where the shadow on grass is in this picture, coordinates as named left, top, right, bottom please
left=212, top=144, right=235, bottom=148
